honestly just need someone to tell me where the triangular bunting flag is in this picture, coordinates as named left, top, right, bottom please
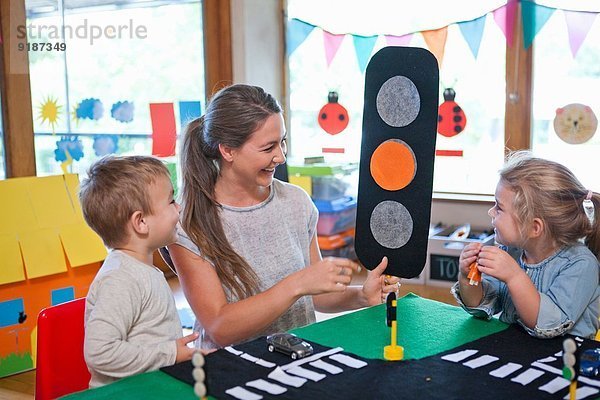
left=385, top=33, right=413, bottom=47
left=421, top=26, right=448, bottom=68
left=493, top=0, right=518, bottom=47
left=522, top=1, right=556, bottom=49
left=287, top=18, right=315, bottom=56
left=323, top=30, right=346, bottom=67
left=458, top=15, right=487, bottom=59
left=563, top=10, right=598, bottom=58
left=353, top=35, right=378, bottom=73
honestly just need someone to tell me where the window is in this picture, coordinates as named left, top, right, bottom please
left=25, top=0, right=205, bottom=178
left=531, top=7, right=600, bottom=191
left=286, top=1, right=507, bottom=196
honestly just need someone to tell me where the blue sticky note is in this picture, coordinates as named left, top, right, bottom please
left=0, top=298, right=25, bottom=328
left=51, top=286, right=75, bottom=305
left=179, top=101, right=202, bottom=128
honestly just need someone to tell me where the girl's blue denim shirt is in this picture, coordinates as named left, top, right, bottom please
left=452, top=243, right=600, bottom=339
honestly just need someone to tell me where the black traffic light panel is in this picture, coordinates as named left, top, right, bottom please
left=355, top=46, right=439, bottom=278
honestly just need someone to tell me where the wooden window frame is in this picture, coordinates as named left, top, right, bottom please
left=0, top=0, right=232, bottom=178
left=1, top=1, right=532, bottom=179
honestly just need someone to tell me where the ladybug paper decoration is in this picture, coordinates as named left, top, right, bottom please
left=318, top=91, right=349, bottom=135
left=437, top=88, right=467, bottom=137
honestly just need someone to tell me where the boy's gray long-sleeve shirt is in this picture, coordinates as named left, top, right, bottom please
left=84, top=250, right=182, bottom=388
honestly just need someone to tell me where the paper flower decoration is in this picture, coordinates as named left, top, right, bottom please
left=93, top=135, right=119, bottom=156
left=75, top=98, right=104, bottom=120
left=111, top=101, right=134, bottom=123
left=54, top=136, right=84, bottom=162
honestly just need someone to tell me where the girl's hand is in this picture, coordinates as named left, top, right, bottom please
left=475, top=246, right=521, bottom=283
left=361, top=257, right=401, bottom=306
left=297, top=257, right=361, bottom=296
left=459, top=243, right=483, bottom=280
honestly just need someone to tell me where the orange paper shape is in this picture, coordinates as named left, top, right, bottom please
left=467, top=261, right=481, bottom=285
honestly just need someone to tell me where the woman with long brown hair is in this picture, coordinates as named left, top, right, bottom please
left=163, top=84, right=398, bottom=349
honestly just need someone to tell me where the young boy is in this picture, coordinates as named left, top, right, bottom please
left=79, top=155, right=198, bottom=388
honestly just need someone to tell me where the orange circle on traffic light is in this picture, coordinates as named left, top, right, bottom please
left=370, top=139, right=416, bottom=191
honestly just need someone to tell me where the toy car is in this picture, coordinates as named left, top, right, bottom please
left=580, top=348, right=600, bottom=377
left=266, top=333, right=313, bottom=360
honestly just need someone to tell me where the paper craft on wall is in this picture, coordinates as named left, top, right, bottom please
left=318, top=92, right=349, bottom=135
left=354, top=46, right=439, bottom=278
left=93, top=135, right=119, bottom=156
left=38, top=97, right=62, bottom=135
left=150, top=103, right=177, bottom=157
left=178, top=101, right=202, bottom=128
left=437, top=88, right=467, bottom=137
left=553, top=103, right=598, bottom=144
left=0, top=174, right=106, bottom=377
left=74, top=98, right=103, bottom=121
left=111, top=101, right=134, bottom=123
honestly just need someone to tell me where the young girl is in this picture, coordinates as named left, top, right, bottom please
left=453, top=151, right=600, bottom=338
left=162, top=84, right=399, bottom=349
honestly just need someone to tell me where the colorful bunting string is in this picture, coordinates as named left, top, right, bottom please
left=458, top=15, right=487, bottom=58
left=353, top=35, right=378, bottom=73
left=563, top=10, right=598, bottom=57
left=287, top=1, right=599, bottom=72
left=521, top=0, right=556, bottom=49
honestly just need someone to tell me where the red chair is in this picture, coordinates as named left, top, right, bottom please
left=35, top=297, right=91, bottom=400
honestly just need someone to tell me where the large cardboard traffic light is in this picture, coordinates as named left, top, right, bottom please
left=355, top=46, right=439, bottom=278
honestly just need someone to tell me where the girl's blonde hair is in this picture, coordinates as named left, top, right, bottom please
left=179, top=84, right=282, bottom=299
left=499, top=151, right=599, bottom=259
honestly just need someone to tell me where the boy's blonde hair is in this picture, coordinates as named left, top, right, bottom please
left=79, top=155, right=171, bottom=248
left=500, top=151, right=600, bottom=259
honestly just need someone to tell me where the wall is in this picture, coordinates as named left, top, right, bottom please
left=230, top=0, right=284, bottom=103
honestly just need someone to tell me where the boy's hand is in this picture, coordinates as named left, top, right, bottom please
left=175, top=332, right=199, bottom=363
left=459, top=243, right=482, bottom=281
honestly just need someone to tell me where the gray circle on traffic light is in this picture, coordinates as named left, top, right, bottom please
left=370, top=200, right=413, bottom=249
left=376, top=75, right=420, bottom=127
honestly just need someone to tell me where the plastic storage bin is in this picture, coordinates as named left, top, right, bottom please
left=318, top=228, right=357, bottom=259
left=287, top=162, right=358, bottom=201
left=314, top=196, right=357, bottom=236
left=311, top=175, right=350, bottom=200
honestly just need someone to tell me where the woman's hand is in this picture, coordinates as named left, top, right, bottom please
left=360, top=257, right=401, bottom=306
left=297, top=257, right=362, bottom=296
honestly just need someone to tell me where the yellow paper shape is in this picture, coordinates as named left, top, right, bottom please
left=0, top=177, right=38, bottom=234
left=27, top=175, right=77, bottom=228
left=60, top=223, right=107, bottom=267
left=64, top=173, right=85, bottom=221
left=0, top=233, right=26, bottom=285
left=289, top=175, right=312, bottom=197
left=20, top=229, right=67, bottom=279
